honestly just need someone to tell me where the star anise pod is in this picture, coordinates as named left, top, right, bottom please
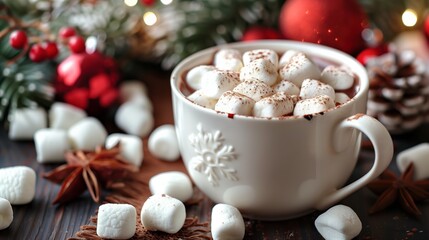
left=43, top=143, right=139, bottom=204
left=367, top=163, right=429, bottom=216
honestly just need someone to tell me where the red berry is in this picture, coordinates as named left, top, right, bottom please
left=68, top=36, right=86, bottom=53
left=59, top=27, right=76, bottom=39
left=43, top=41, right=59, bottom=59
left=29, top=44, right=47, bottom=62
left=9, top=30, right=28, bottom=49
left=140, top=0, right=155, bottom=6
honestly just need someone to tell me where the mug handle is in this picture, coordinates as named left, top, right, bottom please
left=314, top=113, right=393, bottom=210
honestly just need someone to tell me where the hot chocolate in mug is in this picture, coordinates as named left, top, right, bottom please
left=171, top=40, right=393, bottom=220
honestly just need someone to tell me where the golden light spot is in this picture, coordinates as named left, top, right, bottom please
left=402, top=9, right=418, bottom=27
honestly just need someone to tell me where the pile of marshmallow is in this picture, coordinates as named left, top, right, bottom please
left=95, top=171, right=246, bottom=240
left=186, top=48, right=355, bottom=118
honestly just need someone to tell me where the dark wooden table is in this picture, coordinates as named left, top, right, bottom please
left=1, top=67, right=429, bottom=239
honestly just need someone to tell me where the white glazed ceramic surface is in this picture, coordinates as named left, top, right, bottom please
left=171, top=40, right=393, bottom=220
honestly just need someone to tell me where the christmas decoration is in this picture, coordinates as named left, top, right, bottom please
left=55, top=51, right=120, bottom=116
left=241, top=26, right=283, bottom=42
left=43, top=144, right=138, bottom=204
left=367, top=163, right=429, bottom=216
left=279, top=0, right=368, bottom=55
left=365, top=50, right=429, bottom=133
left=356, top=45, right=389, bottom=65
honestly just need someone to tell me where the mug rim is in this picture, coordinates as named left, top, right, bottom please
left=171, top=40, right=369, bottom=122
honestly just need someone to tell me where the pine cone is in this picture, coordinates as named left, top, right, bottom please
left=366, top=50, right=429, bottom=133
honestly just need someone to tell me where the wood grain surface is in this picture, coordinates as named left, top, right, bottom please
left=0, top=67, right=428, bottom=240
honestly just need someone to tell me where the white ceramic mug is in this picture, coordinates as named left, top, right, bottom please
left=171, top=40, right=393, bottom=220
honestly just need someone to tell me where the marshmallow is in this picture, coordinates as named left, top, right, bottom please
left=8, top=108, right=47, bottom=140
left=0, top=166, right=36, bottom=205
left=105, top=133, right=143, bottom=167
left=397, top=143, right=429, bottom=180
left=34, top=129, right=70, bottom=163
left=149, top=171, right=193, bottom=202
left=335, top=93, right=351, bottom=105
left=97, top=203, right=136, bottom=239
left=320, top=65, right=354, bottom=90
left=233, top=79, right=275, bottom=101
left=279, top=53, right=321, bottom=87
left=115, top=101, right=154, bottom=137
left=141, top=194, right=186, bottom=234
left=201, top=70, right=240, bottom=99
left=253, top=92, right=295, bottom=118
left=215, top=91, right=255, bottom=116
left=49, top=102, right=86, bottom=130
left=128, top=94, right=153, bottom=112
left=214, top=49, right=243, bottom=71
left=278, top=50, right=299, bottom=68
left=68, top=117, right=107, bottom=151
left=119, top=80, right=148, bottom=102
left=186, top=65, right=217, bottom=90
left=242, top=49, right=278, bottom=67
left=294, top=95, right=335, bottom=116
left=211, top=203, right=245, bottom=240
left=300, top=79, right=336, bottom=100
left=239, top=58, right=278, bottom=86
left=187, top=90, right=217, bottom=109
left=273, top=80, right=300, bottom=95
left=315, top=205, right=362, bottom=240
left=148, top=124, right=180, bottom=161
left=0, top=197, right=13, bottom=230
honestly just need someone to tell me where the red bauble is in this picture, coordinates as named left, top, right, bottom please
left=424, top=15, right=429, bottom=40
left=59, top=27, right=76, bottom=39
left=55, top=52, right=119, bottom=116
left=68, top=36, right=86, bottom=53
left=9, top=30, right=28, bottom=49
left=356, top=45, right=389, bottom=65
left=29, top=44, right=47, bottom=62
left=241, top=26, right=283, bottom=42
left=279, top=0, right=368, bottom=55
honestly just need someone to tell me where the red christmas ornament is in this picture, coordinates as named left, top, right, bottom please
left=356, top=45, right=389, bottom=65
left=9, top=30, right=28, bottom=49
left=241, top=26, right=283, bottom=42
left=424, top=15, right=429, bottom=40
left=68, top=36, right=86, bottom=53
left=29, top=44, right=47, bottom=62
left=55, top=52, right=119, bottom=116
left=279, top=0, right=368, bottom=55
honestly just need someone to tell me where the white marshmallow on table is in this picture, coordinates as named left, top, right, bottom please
left=239, top=58, right=278, bottom=86
left=321, top=65, right=354, bottom=90
left=397, top=143, right=429, bottom=180
left=115, top=101, right=154, bottom=137
left=105, top=133, right=143, bottom=167
left=0, top=197, right=13, bottom=230
left=141, top=194, right=186, bottom=234
left=201, top=70, right=240, bottom=99
left=214, top=49, right=243, bottom=71
left=119, top=80, right=148, bottom=102
left=148, top=124, right=180, bottom=161
left=187, top=90, right=217, bottom=109
left=279, top=53, right=321, bottom=87
left=68, top=117, right=107, bottom=151
left=186, top=65, right=217, bottom=90
left=273, top=79, right=300, bottom=95
left=149, top=171, right=193, bottom=202
left=128, top=94, right=153, bottom=112
left=233, top=79, right=275, bottom=101
left=278, top=50, right=299, bottom=68
left=96, top=203, right=136, bottom=239
left=8, top=108, right=47, bottom=140
left=215, top=91, right=255, bottom=116
left=300, top=79, right=336, bottom=101
left=335, top=93, right=351, bottom=105
left=0, top=166, right=36, bottom=205
left=211, top=203, right=245, bottom=240
left=49, top=102, right=86, bottom=130
left=242, top=49, right=278, bottom=67
left=315, top=205, right=362, bottom=240
left=253, top=92, right=295, bottom=118
left=34, top=128, right=70, bottom=163
left=294, top=95, right=335, bottom=116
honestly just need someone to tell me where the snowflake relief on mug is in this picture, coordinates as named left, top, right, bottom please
left=188, top=124, right=239, bottom=186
